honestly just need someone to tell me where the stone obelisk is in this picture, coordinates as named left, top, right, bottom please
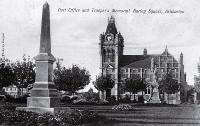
left=17, top=2, right=60, bottom=113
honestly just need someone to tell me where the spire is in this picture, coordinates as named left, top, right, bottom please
left=180, top=52, right=183, bottom=56
left=40, top=2, right=51, bottom=54
left=198, top=58, right=200, bottom=74
left=162, top=45, right=169, bottom=56
left=109, top=16, right=115, bottom=24
left=105, top=16, right=117, bottom=35
left=180, top=52, right=183, bottom=65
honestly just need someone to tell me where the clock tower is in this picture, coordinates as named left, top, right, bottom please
left=99, top=16, right=124, bottom=99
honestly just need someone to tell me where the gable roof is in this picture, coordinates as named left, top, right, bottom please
left=120, top=55, right=160, bottom=68
left=119, top=55, right=148, bottom=67
left=107, top=64, right=114, bottom=69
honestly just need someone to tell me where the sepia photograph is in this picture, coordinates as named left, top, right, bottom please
left=0, top=0, right=200, bottom=125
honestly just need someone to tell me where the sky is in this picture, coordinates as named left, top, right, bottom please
left=1, top=0, right=200, bottom=91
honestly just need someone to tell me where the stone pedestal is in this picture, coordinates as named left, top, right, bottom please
left=99, top=90, right=106, bottom=100
left=111, top=83, right=118, bottom=99
left=148, top=87, right=161, bottom=103
left=17, top=54, right=60, bottom=114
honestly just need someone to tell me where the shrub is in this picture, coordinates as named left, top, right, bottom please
left=83, top=92, right=99, bottom=103
left=0, top=108, right=38, bottom=125
left=119, top=95, right=131, bottom=103
left=73, top=98, right=88, bottom=105
left=70, top=95, right=78, bottom=101
left=107, top=96, right=117, bottom=104
left=138, top=96, right=145, bottom=103
left=72, top=92, right=99, bottom=105
left=55, top=109, right=99, bottom=125
left=0, top=105, right=103, bottom=126
left=60, top=95, right=71, bottom=103
left=0, top=95, right=4, bottom=101
left=2, top=104, right=16, bottom=111
left=97, top=99, right=109, bottom=105
left=112, top=104, right=133, bottom=111
left=3, top=94, right=29, bottom=103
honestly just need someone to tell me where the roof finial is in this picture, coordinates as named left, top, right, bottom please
left=44, top=1, right=48, bottom=5
left=143, top=48, right=147, bottom=56
left=180, top=52, right=183, bottom=56
left=165, top=45, right=168, bottom=52
left=109, top=16, right=115, bottom=23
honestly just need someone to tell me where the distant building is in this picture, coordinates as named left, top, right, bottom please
left=3, top=85, right=28, bottom=98
left=99, top=16, right=187, bottom=104
left=194, top=58, right=200, bottom=104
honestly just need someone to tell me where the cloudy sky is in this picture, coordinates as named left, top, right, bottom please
left=1, top=0, right=200, bottom=91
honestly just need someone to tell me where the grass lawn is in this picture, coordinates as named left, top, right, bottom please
left=98, top=105, right=200, bottom=126
left=1, top=101, right=200, bottom=126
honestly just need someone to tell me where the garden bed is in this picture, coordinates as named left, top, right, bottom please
left=0, top=102, right=116, bottom=126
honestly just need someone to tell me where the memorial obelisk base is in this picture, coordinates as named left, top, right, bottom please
left=148, top=86, right=161, bottom=103
left=17, top=53, right=60, bottom=114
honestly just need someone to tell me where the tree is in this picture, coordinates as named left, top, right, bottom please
left=187, top=86, right=195, bottom=103
left=159, top=72, right=180, bottom=103
left=12, top=55, right=36, bottom=95
left=54, top=62, right=90, bottom=94
left=53, top=59, right=67, bottom=91
left=194, top=77, right=200, bottom=93
left=124, top=74, right=141, bottom=101
left=93, top=75, right=115, bottom=99
left=84, top=88, right=99, bottom=103
left=0, top=63, right=15, bottom=90
left=137, top=79, right=148, bottom=98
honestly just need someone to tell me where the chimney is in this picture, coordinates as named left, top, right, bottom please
left=143, top=48, right=147, bottom=56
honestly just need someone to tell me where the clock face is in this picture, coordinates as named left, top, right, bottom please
left=106, top=35, right=112, bottom=41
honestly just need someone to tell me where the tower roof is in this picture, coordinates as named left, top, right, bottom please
left=162, top=46, right=171, bottom=56
left=105, top=16, right=117, bottom=35
left=180, top=52, right=183, bottom=56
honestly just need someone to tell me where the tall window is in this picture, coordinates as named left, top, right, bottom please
left=112, top=49, right=115, bottom=62
left=103, top=49, right=106, bottom=62
left=145, top=87, right=151, bottom=94
left=107, top=49, right=111, bottom=62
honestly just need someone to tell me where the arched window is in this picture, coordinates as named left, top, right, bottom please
left=145, top=87, right=151, bottom=94
left=107, top=49, right=111, bottom=62
left=103, top=49, right=106, bottom=62
left=112, top=49, right=115, bottom=62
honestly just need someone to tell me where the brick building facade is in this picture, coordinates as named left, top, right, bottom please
left=99, top=16, right=187, bottom=104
